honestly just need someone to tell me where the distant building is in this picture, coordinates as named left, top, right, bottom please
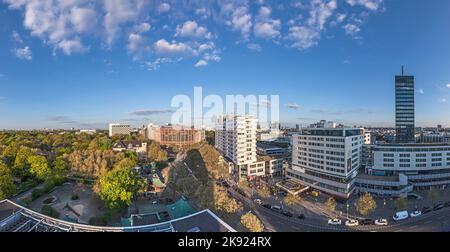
left=112, top=141, right=148, bottom=160
left=395, top=67, right=415, bottom=143
left=364, top=130, right=374, bottom=145
left=147, top=124, right=204, bottom=146
left=78, top=129, right=97, bottom=135
left=109, top=123, right=132, bottom=137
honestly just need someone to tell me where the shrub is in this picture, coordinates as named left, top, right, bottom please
left=41, top=205, right=59, bottom=218
left=71, top=194, right=79, bottom=200
left=31, top=189, right=43, bottom=200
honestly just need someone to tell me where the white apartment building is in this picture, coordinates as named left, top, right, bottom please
left=287, top=127, right=364, bottom=199
left=109, top=123, right=132, bottom=137
left=215, top=115, right=263, bottom=179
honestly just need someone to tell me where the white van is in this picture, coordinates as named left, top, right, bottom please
left=393, top=211, right=409, bottom=221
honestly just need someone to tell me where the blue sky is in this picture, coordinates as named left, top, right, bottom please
left=0, top=0, right=449, bottom=130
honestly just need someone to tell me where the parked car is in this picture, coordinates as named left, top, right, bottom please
left=374, top=219, right=389, bottom=226
left=433, top=203, right=445, bottom=211
left=311, top=191, right=320, bottom=197
left=358, top=218, right=374, bottom=226
left=271, top=205, right=282, bottom=211
left=422, top=206, right=432, bottom=214
left=328, top=219, right=342, bottom=225
left=297, top=214, right=305, bottom=220
left=345, top=219, right=359, bottom=227
left=254, top=199, right=262, bottom=205
left=261, top=204, right=271, bottom=209
left=410, top=210, right=422, bottom=218
left=393, top=211, right=409, bottom=221
left=282, top=211, right=294, bottom=217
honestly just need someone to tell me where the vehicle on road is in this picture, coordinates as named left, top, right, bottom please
left=422, top=206, right=432, bottom=214
left=358, top=218, right=374, bottom=226
left=393, top=211, right=409, bottom=221
left=410, top=210, right=422, bottom=218
left=311, top=191, right=320, bottom=197
left=281, top=211, right=294, bottom=217
left=433, top=203, right=445, bottom=211
left=374, top=219, right=388, bottom=226
left=297, top=214, right=305, bottom=220
left=328, top=219, right=342, bottom=225
left=345, top=219, right=359, bottom=227
left=261, top=204, right=271, bottom=209
left=271, top=205, right=282, bottom=211
left=407, top=193, right=423, bottom=200
left=254, top=199, right=262, bottom=205
left=277, top=191, right=287, bottom=197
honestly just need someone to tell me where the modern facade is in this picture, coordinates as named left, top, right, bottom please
left=147, top=124, right=204, bottom=146
left=287, top=125, right=364, bottom=199
left=395, top=67, right=415, bottom=143
left=109, top=123, right=132, bottom=137
left=357, top=143, right=450, bottom=194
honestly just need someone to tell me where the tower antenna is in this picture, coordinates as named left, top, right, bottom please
left=401, top=65, right=404, bottom=76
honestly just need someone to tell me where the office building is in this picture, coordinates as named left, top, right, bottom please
left=287, top=123, right=364, bottom=199
left=395, top=67, right=415, bottom=143
left=147, top=124, right=204, bottom=146
left=109, top=123, right=132, bottom=137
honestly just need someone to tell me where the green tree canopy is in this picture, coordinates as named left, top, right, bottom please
left=0, top=160, right=16, bottom=200
left=94, top=158, right=145, bottom=209
left=13, top=146, right=34, bottom=177
left=28, top=155, right=51, bottom=180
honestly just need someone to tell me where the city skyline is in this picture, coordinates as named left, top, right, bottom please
left=1, top=0, right=450, bottom=130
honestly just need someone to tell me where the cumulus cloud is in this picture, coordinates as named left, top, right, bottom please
left=12, top=46, right=32, bottom=60
left=254, top=6, right=281, bottom=39
left=3, top=0, right=385, bottom=69
left=417, top=88, right=425, bottom=95
left=346, top=0, right=384, bottom=11
left=446, top=84, right=450, bottom=88
left=175, top=21, right=212, bottom=39
left=157, top=3, right=171, bottom=13
left=195, top=60, right=208, bottom=67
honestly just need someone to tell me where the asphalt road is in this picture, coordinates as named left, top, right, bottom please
left=228, top=186, right=450, bottom=232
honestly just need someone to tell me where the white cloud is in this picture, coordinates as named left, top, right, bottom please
left=220, top=2, right=253, bottom=39
left=287, top=0, right=337, bottom=50
left=446, top=84, right=450, bottom=88
left=175, top=21, right=212, bottom=39
left=346, top=0, right=383, bottom=11
left=417, top=89, right=424, bottom=95
left=440, top=98, right=447, bottom=103
left=57, top=39, right=88, bottom=55
left=12, top=46, right=32, bottom=60
left=154, top=39, right=194, bottom=55
left=157, top=3, right=171, bottom=13
left=70, top=7, right=98, bottom=33
left=254, top=6, right=281, bottom=39
left=134, top=22, right=151, bottom=33
left=343, top=23, right=361, bottom=36
left=195, top=60, right=208, bottom=67
left=11, top=30, right=23, bottom=43
left=247, top=43, right=262, bottom=52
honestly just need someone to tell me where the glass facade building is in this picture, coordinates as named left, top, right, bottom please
left=395, top=73, right=415, bottom=143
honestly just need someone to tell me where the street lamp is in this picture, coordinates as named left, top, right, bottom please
left=346, top=203, right=350, bottom=220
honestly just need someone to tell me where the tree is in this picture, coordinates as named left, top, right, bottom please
left=428, top=188, right=438, bottom=206
left=147, top=142, right=167, bottom=162
left=53, top=155, right=69, bottom=176
left=355, top=193, right=377, bottom=216
left=259, top=185, right=271, bottom=198
left=94, top=158, right=145, bottom=209
left=13, top=146, right=34, bottom=177
left=213, top=185, right=242, bottom=214
left=0, top=161, right=16, bottom=200
left=240, top=212, right=264, bottom=232
left=283, top=194, right=300, bottom=206
left=394, top=197, right=408, bottom=210
left=325, top=197, right=337, bottom=213
left=28, top=155, right=51, bottom=180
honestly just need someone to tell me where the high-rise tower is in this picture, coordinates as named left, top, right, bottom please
left=395, top=66, right=415, bottom=143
